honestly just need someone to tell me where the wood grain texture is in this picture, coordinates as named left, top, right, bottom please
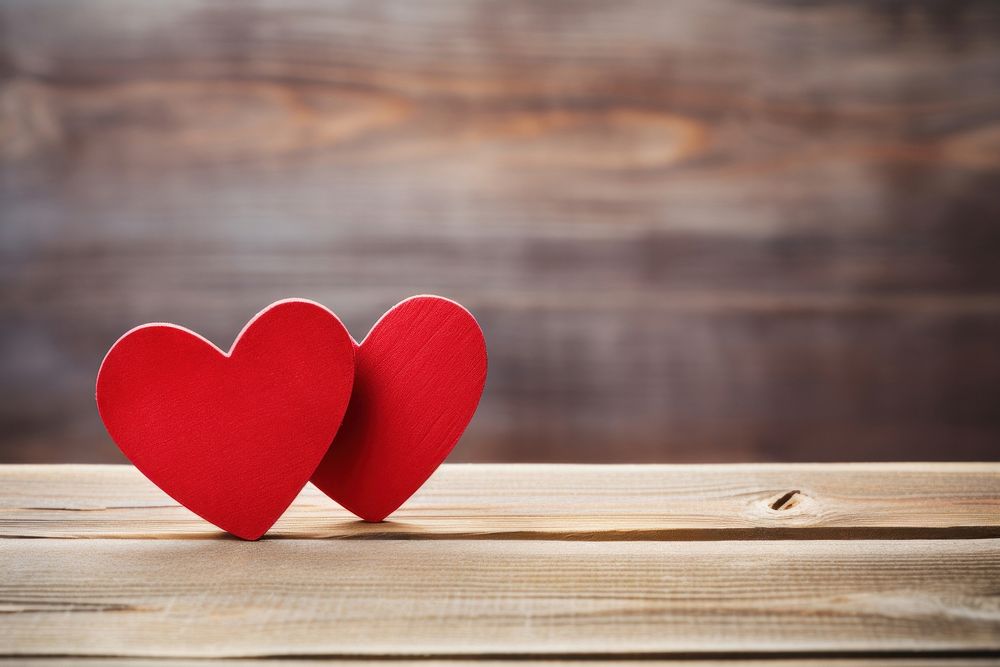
left=2, top=538, right=999, bottom=657
left=3, top=464, right=999, bottom=660
left=2, top=0, right=1000, bottom=464
left=2, top=463, right=998, bottom=540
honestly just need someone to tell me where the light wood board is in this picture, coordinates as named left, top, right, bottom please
left=1, top=463, right=999, bottom=661
left=2, top=538, right=1000, bottom=657
left=1, top=464, right=998, bottom=540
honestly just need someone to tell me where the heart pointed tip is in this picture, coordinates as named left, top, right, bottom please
left=231, top=527, right=268, bottom=541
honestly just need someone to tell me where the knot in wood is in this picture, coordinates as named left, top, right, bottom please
left=770, top=490, right=803, bottom=511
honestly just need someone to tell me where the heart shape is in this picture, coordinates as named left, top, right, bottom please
left=96, top=299, right=355, bottom=539
left=311, top=295, right=487, bottom=521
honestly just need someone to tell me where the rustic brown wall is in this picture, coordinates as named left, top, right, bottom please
left=2, top=0, right=1000, bottom=463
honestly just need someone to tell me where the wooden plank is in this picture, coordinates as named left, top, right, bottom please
left=2, top=464, right=998, bottom=540
left=7, top=305, right=1000, bottom=467
left=2, top=538, right=999, bottom=657
left=3, top=0, right=1000, bottom=465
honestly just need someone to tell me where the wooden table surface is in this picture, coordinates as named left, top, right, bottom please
left=2, top=463, right=999, bottom=665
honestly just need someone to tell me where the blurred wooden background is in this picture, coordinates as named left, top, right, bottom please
left=2, top=0, right=1000, bottom=463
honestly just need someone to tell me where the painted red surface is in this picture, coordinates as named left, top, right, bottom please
left=312, top=296, right=488, bottom=521
left=96, top=299, right=355, bottom=540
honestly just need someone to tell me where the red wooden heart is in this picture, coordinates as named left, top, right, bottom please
left=96, top=299, right=355, bottom=540
left=311, top=296, right=487, bottom=521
